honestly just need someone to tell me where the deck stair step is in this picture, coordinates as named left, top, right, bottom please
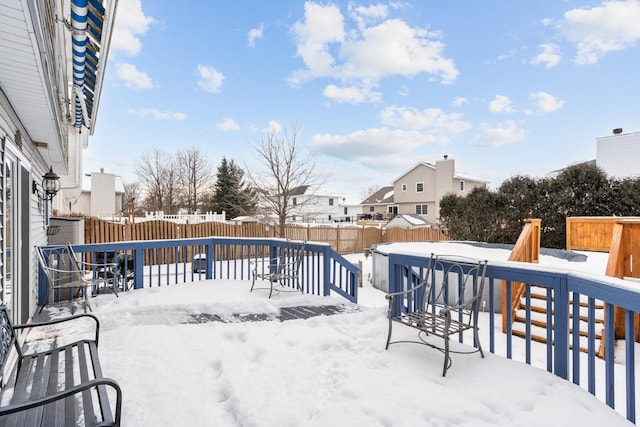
left=510, top=289, right=605, bottom=357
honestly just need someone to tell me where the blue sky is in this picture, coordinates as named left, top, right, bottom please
left=86, top=0, right=640, bottom=203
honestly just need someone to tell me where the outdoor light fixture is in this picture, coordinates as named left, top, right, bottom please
left=32, top=166, right=61, bottom=202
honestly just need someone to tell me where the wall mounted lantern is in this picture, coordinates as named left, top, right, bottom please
left=32, top=166, right=61, bottom=201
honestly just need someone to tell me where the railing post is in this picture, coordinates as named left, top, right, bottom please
left=553, top=275, right=570, bottom=380
left=205, top=240, right=213, bottom=280
left=388, top=254, right=400, bottom=317
left=322, top=245, right=331, bottom=296
left=133, top=246, right=144, bottom=289
left=37, top=262, right=47, bottom=305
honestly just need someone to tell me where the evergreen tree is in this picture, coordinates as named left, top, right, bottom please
left=211, top=157, right=257, bottom=219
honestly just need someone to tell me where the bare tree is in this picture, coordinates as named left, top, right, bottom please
left=246, top=125, right=317, bottom=237
left=176, top=146, right=213, bottom=214
left=361, top=185, right=380, bottom=202
left=135, top=149, right=178, bottom=213
left=121, top=181, right=141, bottom=218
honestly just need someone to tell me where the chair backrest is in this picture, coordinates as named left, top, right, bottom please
left=428, top=254, right=488, bottom=309
left=281, top=240, right=306, bottom=273
left=36, top=245, right=85, bottom=288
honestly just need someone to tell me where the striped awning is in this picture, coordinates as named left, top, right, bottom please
left=71, top=0, right=105, bottom=129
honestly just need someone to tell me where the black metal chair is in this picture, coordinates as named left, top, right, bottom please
left=250, top=240, right=306, bottom=298
left=385, top=254, right=488, bottom=376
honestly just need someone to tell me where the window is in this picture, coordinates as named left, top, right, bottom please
left=460, top=181, right=465, bottom=191
left=416, top=204, right=428, bottom=215
left=401, top=183, right=407, bottom=192
left=369, top=206, right=375, bottom=212
left=416, top=182, right=424, bottom=192
left=292, top=197, right=297, bottom=206
left=344, top=207, right=348, bottom=214
left=329, top=198, right=334, bottom=206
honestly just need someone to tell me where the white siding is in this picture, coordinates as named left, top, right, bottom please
left=596, top=132, right=640, bottom=178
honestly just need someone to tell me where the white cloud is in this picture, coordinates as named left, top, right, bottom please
left=323, top=84, right=381, bottom=103
left=452, top=96, right=468, bottom=107
left=489, top=95, right=515, bottom=113
left=310, top=128, right=441, bottom=168
left=128, top=108, right=187, bottom=121
left=115, top=62, right=153, bottom=89
left=197, top=65, right=225, bottom=93
left=289, top=2, right=458, bottom=101
left=531, top=43, right=562, bottom=68
left=348, top=3, right=388, bottom=30
left=472, top=121, right=526, bottom=147
left=290, top=2, right=345, bottom=84
left=267, top=121, right=283, bottom=133
left=110, top=0, right=156, bottom=56
left=215, top=118, right=240, bottom=131
left=247, top=23, right=264, bottom=47
left=559, top=0, right=640, bottom=65
left=380, top=105, right=471, bottom=136
left=530, top=91, right=565, bottom=113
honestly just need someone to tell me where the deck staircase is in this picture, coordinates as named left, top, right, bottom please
left=510, top=286, right=606, bottom=355
left=503, top=219, right=607, bottom=357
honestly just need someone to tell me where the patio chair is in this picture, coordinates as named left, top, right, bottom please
left=36, top=244, right=118, bottom=313
left=385, top=254, right=488, bottom=376
left=250, top=240, right=306, bottom=298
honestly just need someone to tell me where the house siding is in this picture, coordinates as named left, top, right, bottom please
left=362, top=158, right=486, bottom=225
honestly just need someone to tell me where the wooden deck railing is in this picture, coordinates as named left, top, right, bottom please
left=502, top=219, right=541, bottom=332
left=605, top=219, right=640, bottom=341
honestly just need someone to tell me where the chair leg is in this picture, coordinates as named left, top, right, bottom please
left=443, top=335, right=450, bottom=377
left=268, top=279, right=276, bottom=298
left=385, top=316, right=393, bottom=350
left=83, top=286, right=92, bottom=313
left=250, top=273, right=256, bottom=293
left=474, top=324, right=484, bottom=358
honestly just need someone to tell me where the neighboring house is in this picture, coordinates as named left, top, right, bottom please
left=596, top=129, right=640, bottom=179
left=0, top=1, right=118, bottom=324
left=58, top=169, right=124, bottom=217
left=393, top=156, right=486, bottom=224
left=360, top=186, right=394, bottom=220
left=288, top=185, right=354, bottom=223
left=385, top=214, right=433, bottom=229
left=361, top=156, right=486, bottom=225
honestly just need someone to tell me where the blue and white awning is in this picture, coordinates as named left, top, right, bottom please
left=71, top=0, right=105, bottom=129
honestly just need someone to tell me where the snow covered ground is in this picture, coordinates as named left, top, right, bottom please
left=34, top=243, right=633, bottom=426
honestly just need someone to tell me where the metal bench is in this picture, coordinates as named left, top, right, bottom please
left=385, top=254, right=488, bottom=376
left=0, top=305, right=122, bottom=426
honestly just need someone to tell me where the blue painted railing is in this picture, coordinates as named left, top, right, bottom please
left=388, top=252, right=640, bottom=424
left=38, top=237, right=358, bottom=305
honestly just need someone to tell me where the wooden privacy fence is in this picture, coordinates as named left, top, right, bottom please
left=566, top=216, right=640, bottom=252
left=83, top=217, right=449, bottom=255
